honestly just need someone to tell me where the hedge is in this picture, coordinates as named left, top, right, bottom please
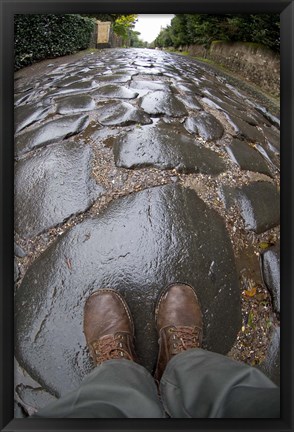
left=14, top=14, right=95, bottom=70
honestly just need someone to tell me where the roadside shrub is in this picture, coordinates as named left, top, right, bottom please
left=14, top=14, right=95, bottom=70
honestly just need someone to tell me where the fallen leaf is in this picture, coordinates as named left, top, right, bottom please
left=259, top=241, right=273, bottom=249
left=244, top=286, right=257, bottom=297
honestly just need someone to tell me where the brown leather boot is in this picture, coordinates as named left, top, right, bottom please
left=154, top=283, right=203, bottom=381
left=83, top=289, right=137, bottom=366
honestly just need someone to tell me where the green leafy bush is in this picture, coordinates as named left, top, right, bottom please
left=15, top=14, right=95, bottom=70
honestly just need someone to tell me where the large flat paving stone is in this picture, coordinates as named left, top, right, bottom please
left=96, top=74, right=132, bottom=83
left=236, top=182, right=280, bottom=233
left=14, top=91, right=35, bottom=107
left=55, top=95, right=96, bottom=114
left=15, top=184, right=241, bottom=397
left=219, top=181, right=280, bottom=233
left=202, top=88, right=245, bottom=112
left=96, top=100, right=151, bottom=126
left=139, top=90, right=187, bottom=117
left=261, top=125, right=280, bottom=153
left=14, top=104, right=51, bottom=133
left=254, top=143, right=280, bottom=172
left=92, top=84, right=138, bottom=99
left=45, top=80, right=99, bottom=97
left=172, top=81, right=203, bottom=96
left=54, top=76, right=89, bottom=88
left=132, top=60, right=153, bottom=67
left=15, top=141, right=104, bottom=238
left=224, top=113, right=265, bottom=142
left=113, top=121, right=226, bottom=174
left=15, top=115, right=89, bottom=157
left=255, top=104, right=280, bottom=128
left=225, top=138, right=272, bottom=176
left=136, top=67, right=163, bottom=76
left=130, top=80, right=170, bottom=93
left=176, top=94, right=203, bottom=110
left=260, top=242, right=280, bottom=314
left=201, top=94, right=247, bottom=119
left=184, top=112, right=224, bottom=141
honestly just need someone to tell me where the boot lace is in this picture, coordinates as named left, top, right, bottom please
left=168, top=326, right=202, bottom=354
left=92, top=333, right=133, bottom=365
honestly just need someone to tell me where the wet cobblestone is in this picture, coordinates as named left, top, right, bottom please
left=14, top=48, right=280, bottom=415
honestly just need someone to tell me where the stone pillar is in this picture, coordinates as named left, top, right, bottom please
left=96, top=21, right=111, bottom=48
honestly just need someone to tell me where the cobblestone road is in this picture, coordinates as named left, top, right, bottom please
left=14, top=48, right=280, bottom=417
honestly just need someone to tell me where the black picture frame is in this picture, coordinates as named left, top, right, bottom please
left=1, top=1, right=293, bottom=431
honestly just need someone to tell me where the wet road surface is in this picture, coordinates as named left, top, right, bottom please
left=14, top=48, right=280, bottom=415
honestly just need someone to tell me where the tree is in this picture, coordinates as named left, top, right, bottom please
left=168, top=15, right=190, bottom=47
left=247, top=14, right=280, bottom=51
left=154, top=13, right=280, bottom=52
left=154, top=26, right=173, bottom=48
left=185, top=14, right=229, bottom=47
left=112, top=15, right=138, bottom=43
left=129, top=30, right=146, bottom=48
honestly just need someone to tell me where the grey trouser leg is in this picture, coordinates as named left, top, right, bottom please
left=33, top=349, right=280, bottom=418
left=160, top=348, right=280, bottom=418
left=33, top=359, right=165, bottom=418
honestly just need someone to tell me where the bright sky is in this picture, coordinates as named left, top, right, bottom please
left=134, top=14, right=175, bottom=43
